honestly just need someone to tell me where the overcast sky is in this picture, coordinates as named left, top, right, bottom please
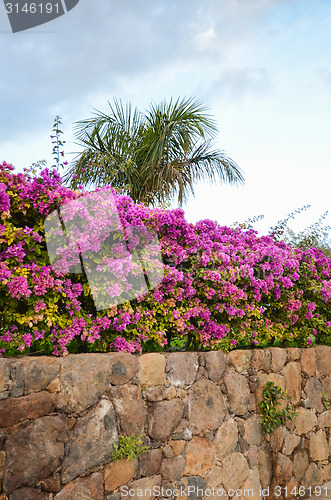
left=1, top=0, right=331, bottom=236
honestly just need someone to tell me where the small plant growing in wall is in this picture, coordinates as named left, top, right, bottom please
left=322, top=391, right=330, bottom=410
left=258, top=381, right=298, bottom=435
left=113, top=434, right=149, bottom=462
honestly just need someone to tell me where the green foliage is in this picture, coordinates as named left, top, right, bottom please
left=64, top=97, right=244, bottom=206
left=258, top=381, right=298, bottom=435
left=112, top=434, right=149, bottom=462
left=322, top=391, right=330, bottom=410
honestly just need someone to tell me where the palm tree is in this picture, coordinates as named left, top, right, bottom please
left=64, top=97, right=244, bottom=206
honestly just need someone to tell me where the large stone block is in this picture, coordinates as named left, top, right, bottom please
left=165, top=352, right=199, bottom=387
left=203, top=351, right=227, bottom=382
left=309, top=429, right=329, bottom=461
left=139, top=448, right=163, bottom=476
left=120, top=475, right=161, bottom=500
left=104, top=458, right=138, bottom=492
left=3, top=415, right=68, bottom=493
left=21, top=357, right=60, bottom=394
left=54, top=472, right=103, bottom=500
left=160, top=455, right=186, bottom=481
left=56, top=353, right=114, bottom=413
left=244, top=415, right=263, bottom=446
left=315, top=345, right=331, bottom=377
left=223, top=369, right=251, bottom=416
left=282, top=361, right=301, bottom=406
left=61, top=398, right=118, bottom=484
left=293, top=407, right=316, bottom=435
left=108, top=384, right=147, bottom=435
left=214, top=418, right=238, bottom=460
left=9, top=487, right=49, bottom=499
left=185, top=436, right=215, bottom=476
left=270, top=348, right=287, bottom=373
left=232, top=466, right=261, bottom=500
left=147, top=399, right=183, bottom=441
left=301, top=348, right=316, bottom=376
left=109, top=353, right=138, bottom=385
left=227, top=350, right=251, bottom=374
left=0, top=391, right=55, bottom=428
left=304, top=377, right=324, bottom=413
left=219, top=452, right=250, bottom=491
left=282, top=431, right=300, bottom=456
left=272, top=453, right=293, bottom=485
left=188, top=378, right=227, bottom=434
left=257, top=446, right=272, bottom=489
left=138, top=353, right=166, bottom=387
left=292, top=450, right=309, bottom=483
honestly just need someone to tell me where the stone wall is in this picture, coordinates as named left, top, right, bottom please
left=0, top=346, right=330, bottom=500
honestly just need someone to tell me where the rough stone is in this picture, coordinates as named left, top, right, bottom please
left=293, top=450, right=309, bottom=483
left=20, top=357, right=60, bottom=394
left=9, top=362, right=25, bottom=397
left=108, top=353, right=138, bottom=385
left=270, top=348, right=287, bottom=372
left=282, top=431, right=301, bottom=456
left=223, top=369, right=251, bottom=416
left=270, top=425, right=286, bottom=452
left=257, top=446, right=272, bottom=489
left=120, top=475, right=161, bottom=500
left=109, top=384, right=147, bottom=435
left=165, top=352, right=198, bottom=387
left=56, top=353, right=114, bottom=413
left=170, top=440, right=185, bottom=455
left=287, top=348, right=301, bottom=361
left=219, top=452, right=250, bottom=491
left=104, top=458, right=138, bottom=492
left=142, top=386, right=163, bottom=402
left=302, top=462, right=322, bottom=488
left=244, top=415, right=263, bottom=446
left=301, top=348, right=316, bottom=376
left=9, top=488, right=49, bottom=499
left=322, top=375, right=331, bottom=401
left=294, top=408, right=316, bottom=435
left=318, top=410, right=331, bottom=429
left=202, top=351, right=227, bottom=382
left=251, top=350, right=271, bottom=372
left=147, top=399, right=183, bottom=441
left=185, top=436, right=215, bottom=476
left=160, top=455, right=186, bottom=481
left=315, top=345, right=331, bottom=377
left=54, top=472, right=103, bottom=500
left=204, top=466, right=223, bottom=489
left=61, top=398, right=118, bottom=484
left=138, top=353, right=166, bottom=387
left=282, top=361, right=301, bottom=405
left=232, top=466, right=261, bottom=500
left=304, top=377, right=324, bottom=412
left=309, top=429, right=329, bottom=461
left=272, top=453, right=293, bottom=485
left=3, top=415, right=68, bottom=493
left=214, top=419, right=238, bottom=460
left=0, top=391, right=55, bottom=428
left=188, top=378, right=227, bottom=434
left=0, top=358, right=10, bottom=397
left=227, top=350, right=251, bottom=374
left=139, top=448, right=163, bottom=476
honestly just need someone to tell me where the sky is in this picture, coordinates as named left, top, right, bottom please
left=1, top=0, right=331, bottom=237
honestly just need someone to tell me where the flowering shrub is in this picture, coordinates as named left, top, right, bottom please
left=0, top=161, right=330, bottom=356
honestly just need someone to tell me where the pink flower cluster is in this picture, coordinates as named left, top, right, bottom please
left=0, top=161, right=330, bottom=356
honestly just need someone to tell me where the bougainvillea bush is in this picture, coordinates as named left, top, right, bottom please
left=0, top=161, right=330, bottom=357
